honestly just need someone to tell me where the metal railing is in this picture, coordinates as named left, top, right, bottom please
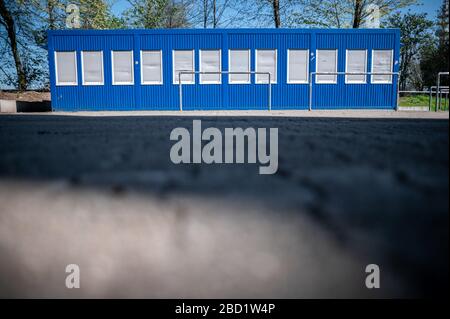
left=436, top=72, right=449, bottom=111
left=308, top=72, right=400, bottom=111
left=398, top=90, right=432, bottom=111
left=178, top=71, right=272, bottom=111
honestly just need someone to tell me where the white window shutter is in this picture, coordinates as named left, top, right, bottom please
left=316, top=50, right=337, bottom=84
left=82, top=51, right=103, bottom=85
left=142, top=51, right=162, bottom=84
left=200, top=50, right=221, bottom=84
left=112, top=51, right=134, bottom=84
left=346, top=50, right=367, bottom=83
left=288, top=50, right=308, bottom=83
left=55, top=51, right=77, bottom=85
left=229, top=50, right=250, bottom=83
left=372, top=50, right=393, bottom=83
left=173, top=50, right=194, bottom=84
left=256, top=50, right=277, bottom=84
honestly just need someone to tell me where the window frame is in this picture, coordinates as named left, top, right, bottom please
left=140, top=50, right=163, bottom=85
left=54, top=51, right=78, bottom=86
left=255, top=49, right=277, bottom=84
left=287, top=49, right=309, bottom=84
left=345, top=49, right=367, bottom=84
left=371, top=49, right=394, bottom=84
left=315, top=49, right=338, bottom=84
left=228, top=49, right=251, bottom=84
left=199, top=49, right=222, bottom=85
left=81, top=51, right=104, bottom=86
left=172, top=49, right=195, bottom=85
left=111, top=50, right=134, bottom=86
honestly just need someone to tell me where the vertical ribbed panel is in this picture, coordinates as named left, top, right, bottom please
left=48, top=29, right=399, bottom=111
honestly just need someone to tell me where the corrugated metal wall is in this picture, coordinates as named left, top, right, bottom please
left=48, top=29, right=400, bottom=111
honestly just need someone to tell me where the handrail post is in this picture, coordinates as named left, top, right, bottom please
left=436, top=74, right=440, bottom=112
left=268, top=72, right=272, bottom=111
left=179, top=72, right=183, bottom=111
left=429, top=86, right=433, bottom=111
left=309, top=72, right=313, bottom=111
left=395, top=73, right=400, bottom=111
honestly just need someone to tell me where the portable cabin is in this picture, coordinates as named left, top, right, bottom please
left=47, top=28, right=400, bottom=111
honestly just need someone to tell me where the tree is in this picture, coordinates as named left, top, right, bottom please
left=420, top=0, right=449, bottom=88
left=292, top=0, right=417, bottom=28
left=386, top=12, right=433, bottom=90
left=76, top=0, right=124, bottom=29
left=0, top=0, right=27, bottom=90
left=124, top=0, right=189, bottom=29
left=271, top=0, right=281, bottom=28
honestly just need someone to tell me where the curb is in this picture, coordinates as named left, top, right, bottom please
left=0, top=99, right=51, bottom=113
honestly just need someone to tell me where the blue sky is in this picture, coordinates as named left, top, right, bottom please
left=111, top=0, right=444, bottom=26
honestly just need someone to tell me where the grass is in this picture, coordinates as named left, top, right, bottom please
left=399, top=94, right=449, bottom=111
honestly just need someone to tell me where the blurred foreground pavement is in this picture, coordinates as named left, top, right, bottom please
left=0, top=112, right=448, bottom=298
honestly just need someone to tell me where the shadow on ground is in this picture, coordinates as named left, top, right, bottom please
left=0, top=115, right=448, bottom=298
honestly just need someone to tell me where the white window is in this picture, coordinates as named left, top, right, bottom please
left=316, top=50, right=338, bottom=84
left=55, top=51, right=77, bottom=86
left=228, top=49, right=250, bottom=84
left=141, top=50, right=163, bottom=85
left=345, top=50, right=367, bottom=84
left=81, top=51, right=104, bottom=85
left=371, top=50, right=393, bottom=84
left=112, top=51, right=134, bottom=85
left=287, top=49, right=309, bottom=84
left=199, top=50, right=221, bottom=84
left=173, top=50, right=195, bottom=84
left=256, top=49, right=277, bottom=84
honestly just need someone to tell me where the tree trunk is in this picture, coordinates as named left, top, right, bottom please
left=203, top=0, right=208, bottom=28
left=352, top=0, right=363, bottom=28
left=47, top=0, right=56, bottom=30
left=213, top=0, right=217, bottom=28
left=272, top=0, right=280, bottom=28
left=0, top=0, right=27, bottom=90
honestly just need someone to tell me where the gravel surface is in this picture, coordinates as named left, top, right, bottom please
left=0, top=112, right=448, bottom=298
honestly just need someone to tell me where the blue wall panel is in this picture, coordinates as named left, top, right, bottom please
left=47, top=28, right=400, bottom=111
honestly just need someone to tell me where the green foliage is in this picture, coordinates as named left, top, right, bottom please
left=386, top=12, right=433, bottom=90
left=420, top=0, right=449, bottom=88
left=76, top=0, right=125, bottom=29
left=291, top=0, right=417, bottom=28
left=124, top=0, right=189, bottom=28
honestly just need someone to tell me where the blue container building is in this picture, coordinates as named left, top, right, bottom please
left=47, top=28, right=400, bottom=111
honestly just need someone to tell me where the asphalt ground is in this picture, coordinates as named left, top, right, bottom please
left=0, top=111, right=448, bottom=298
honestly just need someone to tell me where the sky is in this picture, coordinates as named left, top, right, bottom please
left=111, top=0, right=445, bottom=27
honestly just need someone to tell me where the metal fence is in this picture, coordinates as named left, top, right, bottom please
left=308, top=72, right=400, bottom=111
left=178, top=70, right=448, bottom=111
left=179, top=71, right=272, bottom=111
left=399, top=86, right=449, bottom=111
